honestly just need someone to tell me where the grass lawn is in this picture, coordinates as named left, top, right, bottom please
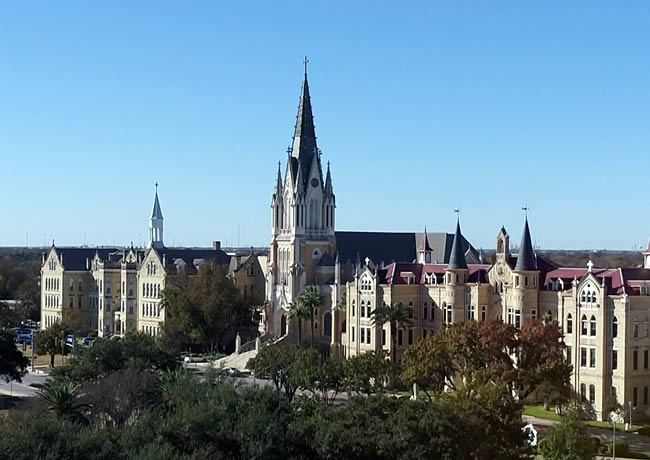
left=523, top=405, right=644, bottom=431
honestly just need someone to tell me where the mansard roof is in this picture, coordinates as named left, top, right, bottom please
left=152, top=247, right=232, bottom=275
left=335, top=230, right=478, bottom=267
left=46, top=247, right=120, bottom=271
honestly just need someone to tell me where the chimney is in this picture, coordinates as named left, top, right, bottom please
left=162, top=254, right=167, bottom=268
left=86, top=258, right=90, bottom=270
left=41, top=252, right=45, bottom=264
left=213, top=241, right=221, bottom=250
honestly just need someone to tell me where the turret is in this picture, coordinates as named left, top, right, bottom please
left=445, top=219, right=469, bottom=324
left=418, top=226, right=433, bottom=264
left=512, top=216, right=540, bottom=325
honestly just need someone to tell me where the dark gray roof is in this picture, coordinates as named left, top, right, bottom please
left=316, top=252, right=335, bottom=267
left=151, top=190, right=163, bottom=219
left=447, top=221, right=468, bottom=270
left=514, top=218, right=537, bottom=271
left=154, top=247, right=231, bottom=275
left=335, top=230, right=477, bottom=266
left=52, top=247, right=119, bottom=271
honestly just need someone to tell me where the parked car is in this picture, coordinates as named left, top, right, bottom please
left=20, top=319, right=38, bottom=330
left=64, top=335, right=75, bottom=348
left=16, top=329, right=36, bottom=344
left=82, top=337, right=95, bottom=347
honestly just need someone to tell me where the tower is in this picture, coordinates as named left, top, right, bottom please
left=418, top=226, right=433, bottom=264
left=149, top=183, right=164, bottom=249
left=268, top=58, right=337, bottom=338
left=511, top=216, right=539, bottom=325
left=445, top=219, right=468, bottom=324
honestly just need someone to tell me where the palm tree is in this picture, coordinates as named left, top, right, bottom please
left=287, top=300, right=309, bottom=346
left=371, top=302, right=412, bottom=385
left=299, top=285, right=323, bottom=348
left=38, top=380, right=89, bottom=424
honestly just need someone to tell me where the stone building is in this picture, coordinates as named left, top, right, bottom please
left=40, top=186, right=265, bottom=338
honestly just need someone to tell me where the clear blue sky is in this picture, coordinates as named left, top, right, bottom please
left=1, top=1, right=649, bottom=250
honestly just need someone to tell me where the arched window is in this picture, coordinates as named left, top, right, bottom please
left=360, top=300, right=365, bottom=318
left=467, top=305, right=475, bottom=321
left=591, top=292, right=597, bottom=303
left=581, top=291, right=586, bottom=303
left=567, top=314, right=573, bottom=334
left=281, top=314, right=287, bottom=336
left=323, top=312, right=332, bottom=337
left=351, top=300, right=355, bottom=317
left=581, top=314, right=588, bottom=336
left=590, top=315, right=597, bottom=336
left=612, top=316, right=618, bottom=338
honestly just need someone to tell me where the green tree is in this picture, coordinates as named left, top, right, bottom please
left=0, top=301, right=20, bottom=328
left=371, top=302, right=412, bottom=385
left=401, top=332, right=455, bottom=395
left=287, top=300, right=309, bottom=346
left=0, top=330, right=29, bottom=382
left=35, top=322, right=69, bottom=367
left=160, top=262, right=257, bottom=353
left=38, top=380, right=89, bottom=424
left=246, top=342, right=303, bottom=401
left=538, top=411, right=597, bottom=460
left=343, top=351, right=390, bottom=396
left=297, top=285, right=322, bottom=348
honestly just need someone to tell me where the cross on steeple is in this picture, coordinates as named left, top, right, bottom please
left=454, top=207, right=461, bottom=221
left=521, top=204, right=529, bottom=218
left=155, top=182, right=158, bottom=191
left=303, top=56, right=309, bottom=76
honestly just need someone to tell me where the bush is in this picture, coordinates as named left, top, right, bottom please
left=609, top=438, right=629, bottom=456
left=638, top=425, right=650, bottom=437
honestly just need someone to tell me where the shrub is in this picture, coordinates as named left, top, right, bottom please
left=638, top=425, right=650, bottom=437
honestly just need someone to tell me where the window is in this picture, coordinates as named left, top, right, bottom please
left=590, top=315, right=596, bottom=336
left=567, top=345, right=572, bottom=365
left=360, top=301, right=365, bottom=318
left=444, top=303, right=452, bottom=325
left=352, top=301, right=355, bottom=317
left=423, top=303, right=428, bottom=320
left=581, top=347, right=587, bottom=367
left=634, top=387, right=638, bottom=407
left=398, top=329, right=403, bottom=346
left=589, top=348, right=596, bottom=368
left=366, top=328, right=371, bottom=345
left=525, top=276, right=528, bottom=287
left=612, top=350, right=618, bottom=370
left=580, top=383, right=586, bottom=401
left=408, top=328, right=413, bottom=345
left=581, top=314, right=588, bottom=336
left=408, top=302, right=413, bottom=319
left=634, top=321, right=639, bottom=338
left=324, top=312, right=332, bottom=337
left=567, top=314, right=573, bottom=334
left=481, top=305, right=486, bottom=321
left=467, top=305, right=475, bottom=321
left=532, top=309, right=537, bottom=321
left=382, top=329, right=386, bottom=346
left=360, top=328, right=365, bottom=344
left=613, top=316, right=618, bottom=338
left=634, top=350, right=638, bottom=370
left=515, top=309, right=521, bottom=329
left=351, top=327, right=355, bottom=342
left=589, top=384, right=595, bottom=404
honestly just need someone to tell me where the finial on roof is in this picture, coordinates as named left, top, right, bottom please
left=521, top=204, right=529, bottom=218
left=587, top=260, right=594, bottom=273
left=155, top=181, right=158, bottom=190
left=303, top=56, right=309, bottom=76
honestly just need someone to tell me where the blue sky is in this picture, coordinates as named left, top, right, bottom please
left=1, top=1, right=649, bottom=250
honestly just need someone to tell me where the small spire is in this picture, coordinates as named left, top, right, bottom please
left=420, top=226, right=432, bottom=252
left=151, top=183, right=163, bottom=220
left=303, top=56, right=309, bottom=76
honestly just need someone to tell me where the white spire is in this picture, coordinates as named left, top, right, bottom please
left=149, top=182, right=164, bottom=249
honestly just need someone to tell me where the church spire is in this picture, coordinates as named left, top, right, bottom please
left=514, top=217, right=537, bottom=271
left=447, top=219, right=468, bottom=270
left=149, top=183, right=164, bottom=249
left=325, top=161, right=333, bottom=195
left=290, top=57, right=318, bottom=189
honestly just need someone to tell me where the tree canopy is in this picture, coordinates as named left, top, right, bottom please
left=0, top=330, right=29, bottom=382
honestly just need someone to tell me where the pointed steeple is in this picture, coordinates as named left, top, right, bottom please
left=514, top=217, right=537, bottom=271
left=149, top=183, right=164, bottom=249
left=290, top=57, right=318, bottom=189
left=151, top=182, right=163, bottom=220
left=420, top=226, right=433, bottom=252
left=274, top=161, right=283, bottom=198
left=325, top=161, right=333, bottom=195
left=447, top=220, right=468, bottom=270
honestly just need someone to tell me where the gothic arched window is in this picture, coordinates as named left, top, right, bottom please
left=581, top=314, right=588, bottom=336
left=612, top=316, right=618, bottom=338
left=567, top=314, right=573, bottom=334
left=590, top=315, right=596, bottom=336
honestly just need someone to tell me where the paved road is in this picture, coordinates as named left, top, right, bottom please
left=0, top=370, right=47, bottom=398
left=524, top=415, right=650, bottom=453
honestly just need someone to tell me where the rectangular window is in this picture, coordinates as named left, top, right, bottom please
left=515, top=310, right=521, bottom=329
left=366, top=328, right=371, bottom=345
left=645, top=350, right=648, bottom=369
left=351, top=327, right=355, bottom=342
left=634, top=350, right=638, bottom=370
left=398, top=329, right=403, bottom=346
left=423, top=306, right=428, bottom=320
left=481, top=306, right=486, bottom=321
left=590, top=348, right=596, bottom=369
left=423, top=329, right=427, bottom=338
left=408, top=328, right=413, bottom=345
left=382, top=329, right=386, bottom=346
left=581, top=347, right=587, bottom=367
left=360, top=328, right=365, bottom=344
left=612, top=350, right=618, bottom=370
left=589, top=384, right=595, bottom=404
left=634, top=387, right=638, bottom=407
left=566, top=345, right=572, bottom=366
left=580, top=383, right=586, bottom=401
left=532, top=309, right=537, bottom=320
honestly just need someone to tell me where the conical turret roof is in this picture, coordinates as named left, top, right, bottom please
left=514, top=218, right=537, bottom=271
left=151, top=185, right=163, bottom=220
left=447, top=220, right=468, bottom=270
